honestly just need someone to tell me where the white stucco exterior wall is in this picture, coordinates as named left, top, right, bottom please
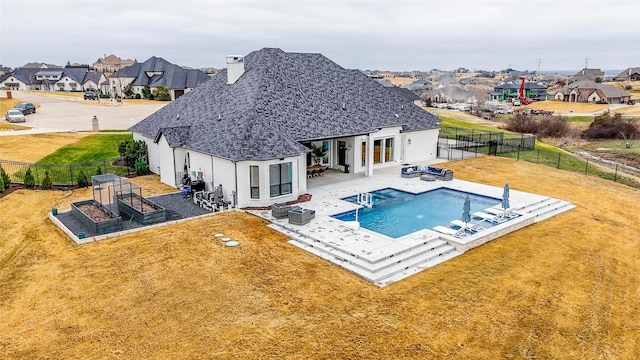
left=403, top=128, right=439, bottom=164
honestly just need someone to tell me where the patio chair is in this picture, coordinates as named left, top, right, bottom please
left=271, top=202, right=291, bottom=219
left=212, top=185, right=231, bottom=211
left=288, top=207, right=316, bottom=225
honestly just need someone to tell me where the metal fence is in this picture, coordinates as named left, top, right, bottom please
left=437, top=127, right=640, bottom=189
left=0, top=157, right=128, bottom=187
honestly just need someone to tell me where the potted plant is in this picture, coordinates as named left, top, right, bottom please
left=310, top=143, right=327, bottom=165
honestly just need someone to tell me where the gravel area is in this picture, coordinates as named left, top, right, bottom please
left=54, top=192, right=211, bottom=238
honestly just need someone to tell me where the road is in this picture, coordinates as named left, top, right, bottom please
left=1, top=91, right=167, bottom=136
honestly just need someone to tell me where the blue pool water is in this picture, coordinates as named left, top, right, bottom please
left=332, top=188, right=501, bottom=238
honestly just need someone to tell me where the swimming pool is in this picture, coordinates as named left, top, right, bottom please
left=332, top=188, right=501, bottom=238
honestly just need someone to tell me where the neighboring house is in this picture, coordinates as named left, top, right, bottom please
left=109, top=56, right=209, bottom=100
left=386, top=86, right=425, bottom=106
left=0, top=67, right=42, bottom=90
left=0, top=65, right=11, bottom=75
left=573, top=68, right=604, bottom=81
left=0, top=66, right=108, bottom=93
left=552, top=79, right=631, bottom=104
left=21, top=62, right=59, bottom=69
left=613, top=67, right=640, bottom=82
left=489, top=80, right=548, bottom=103
left=93, top=54, right=135, bottom=76
left=129, top=48, right=441, bottom=208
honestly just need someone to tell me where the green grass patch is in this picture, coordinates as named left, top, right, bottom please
left=439, top=116, right=508, bottom=132
left=565, top=116, right=594, bottom=123
left=38, top=133, right=132, bottom=164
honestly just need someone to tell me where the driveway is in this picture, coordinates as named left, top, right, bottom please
left=1, top=91, right=167, bottom=135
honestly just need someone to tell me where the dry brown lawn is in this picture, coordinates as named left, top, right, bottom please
left=1, top=143, right=640, bottom=358
left=0, top=133, right=89, bottom=163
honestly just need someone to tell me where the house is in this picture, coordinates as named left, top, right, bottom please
left=0, top=66, right=107, bottom=93
left=572, top=68, right=604, bottom=81
left=489, top=79, right=548, bottom=103
left=129, top=48, right=441, bottom=208
left=613, top=67, right=640, bottom=82
left=552, top=79, right=631, bottom=104
left=109, top=57, right=209, bottom=100
left=92, top=54, right=135, bottom=76
left=386, top=86, right=425, bottom=106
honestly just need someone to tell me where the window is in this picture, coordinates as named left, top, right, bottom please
left=250, top=166, right=260, bottom=199
left=374, top=139, right=382, bottom=164
left=269, top=163, right=292, bottom=197
left=361, top=141, right=367, bottom=166
left=385, top=138, right=394, bottom=162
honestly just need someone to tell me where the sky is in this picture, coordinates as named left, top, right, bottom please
left=1, top=0, right=639, bottom=72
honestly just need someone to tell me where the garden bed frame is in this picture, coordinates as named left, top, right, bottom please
left=71, top=199, right=122, bottom=235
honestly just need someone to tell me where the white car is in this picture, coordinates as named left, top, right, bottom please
left=5, top=109, right=26, bottom=123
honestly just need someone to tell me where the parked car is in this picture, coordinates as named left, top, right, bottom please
left=5, top=109, right=26, bottom=123
left=12, top=102, right=36, bottom=114
left=84, top=91, right=97, bottom=100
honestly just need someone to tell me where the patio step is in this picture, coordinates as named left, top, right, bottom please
left=516, top=198, right=575, bottom=222
left=287, top=234, right=460, bottom=285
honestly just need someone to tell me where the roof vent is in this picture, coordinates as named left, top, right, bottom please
left=226, top=55, right=244, bottom=84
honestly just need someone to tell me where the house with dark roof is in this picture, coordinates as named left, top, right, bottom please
left=109, top=57, right=209, bottom=100
left=572, top=68, right=604, bottom=81
left=489, top=79, right=548, bottom=103
left=613, top=67, right=640, bottom=82
left=130, top=48, right=441, bottom=208
left=0, top=67, right=107, bottom=92
left=552, top=79, right=631, bottom=104
left=386, top=86, right=424, bottom=106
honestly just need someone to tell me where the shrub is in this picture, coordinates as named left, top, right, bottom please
left=24, top=168, right=36, bottom=188
left=0, top=175, right=4, bottom=193
left=77, top=169, right=89, bottom=187
left=118, top=140, right=148, bottom=169
left=504, top=113, right=538, bottom=134
left=134, top=156, right=149, bottom=175
left=625, top=85, right=633, bottom=90
left=537, top=116, right=571, bottom=138
left=581, top=111, right=636, bottom=140
left=0, top=166, right=10, bottom=189
left=135, top=93, right=141, bottom=99
left=152, top=85, right=171, bottom=101
left=41, top=170, right=53, bottom=189
left=96, top=165, right=103, bottom=175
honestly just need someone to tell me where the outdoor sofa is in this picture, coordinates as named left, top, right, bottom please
left=400, top=165, right=454, bottom=181
left=271, top=202, right=292, bottom=219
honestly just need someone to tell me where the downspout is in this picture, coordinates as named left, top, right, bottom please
left=233, top=160, right=238, bottom=208
left=210, top=155, right=215, bottom=190
left=172, top=148, right=177, bottom=187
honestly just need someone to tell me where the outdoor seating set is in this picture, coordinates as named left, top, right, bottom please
left=401, top=165, right=454, bottom=181
left=271, top=202, right=316, bottom=225
left=193, top=185, right=231, bottom=212
left=307, top=165, right=328, bottom=178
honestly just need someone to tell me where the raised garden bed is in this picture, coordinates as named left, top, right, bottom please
left=71, top=200, right=122, bottom=235
left=115, top=193, right=166, bottom=225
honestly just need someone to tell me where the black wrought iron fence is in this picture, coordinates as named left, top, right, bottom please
left=0, top=157, right=128, bottom=187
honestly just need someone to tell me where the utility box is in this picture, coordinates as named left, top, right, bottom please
left=92, top=115, right=99, bottom=131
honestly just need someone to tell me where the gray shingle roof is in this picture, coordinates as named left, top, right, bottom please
left=111, top=56, right=209, bottom=89
left=130, top=48, right=440, bottom=161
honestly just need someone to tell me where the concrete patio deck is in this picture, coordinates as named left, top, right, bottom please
left=250, top=165, right=575, bottom=287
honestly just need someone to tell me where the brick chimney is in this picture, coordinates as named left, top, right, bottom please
left=226, top=55, right=244, bottom=84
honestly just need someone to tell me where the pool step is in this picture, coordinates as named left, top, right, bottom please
left=514, top=198, right=575, bottom=222
left=286, top=233, right=460, bottom=285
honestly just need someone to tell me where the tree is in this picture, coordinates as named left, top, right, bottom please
left=152, top=85, right=171, bottom=101
left=134, top=156, right=149, bottom=175
left=142, top=84, right=151, bottom=99
left=0, top=166, right=10, bottom=190
left=76, top=169, right=89, bottom=187
left=618, top=119, right=639, bottom=149
left=118, top=140, right=148, bottom=169
left=123, top=83, right=134, bottom=98
left=24, top=167, right=35, bottom=188
left=41, top=169, right=53, bottom=189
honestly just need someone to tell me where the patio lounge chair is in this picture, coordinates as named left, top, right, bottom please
left=271, top=202, right=291, bottom=219
left=288, top=207, right=315, bottom=225
left=450, top=219, right=485, bottom=233
left=433, top=225, right=458, bottom=236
